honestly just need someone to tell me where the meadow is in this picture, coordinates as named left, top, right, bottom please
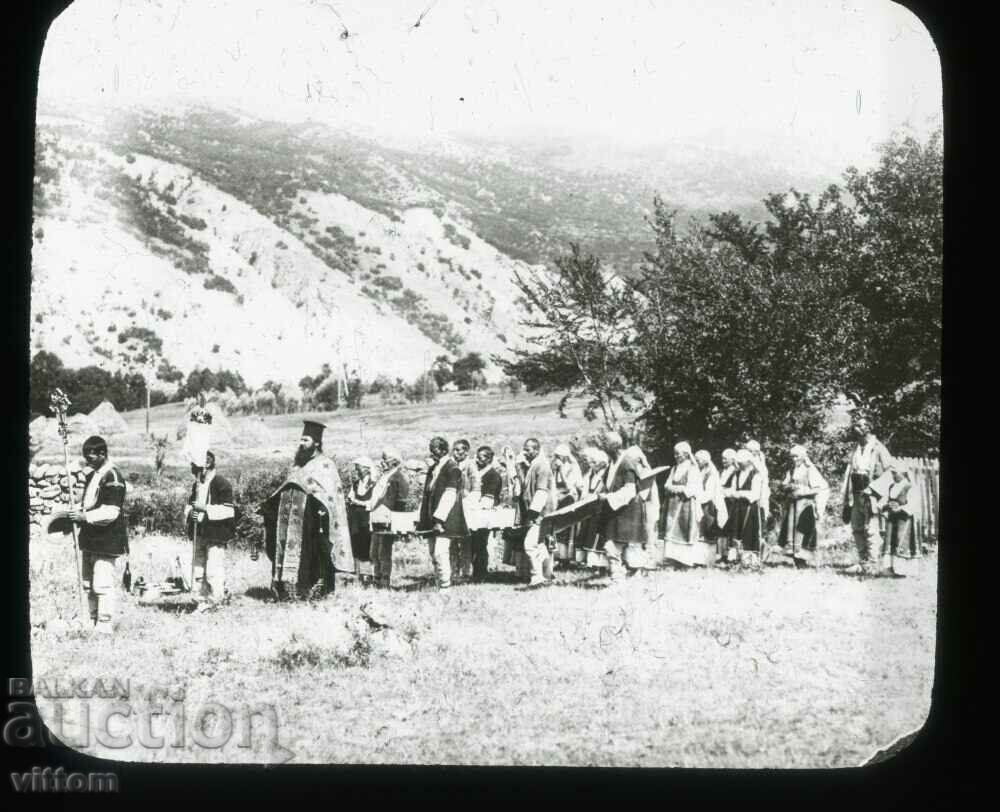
left=26, top=391, right=936, bottom=767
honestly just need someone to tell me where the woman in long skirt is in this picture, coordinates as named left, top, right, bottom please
left=663, top=441, right=703, bottom=544
left=729, top=449, right=763, bottom=564
left=717, top=449, right=739, bottom=563
left=576, top=447, right=608, bottom=566
left=883, top=464, right=917, bottom=569
left=776, top=444, right=829, bottom=567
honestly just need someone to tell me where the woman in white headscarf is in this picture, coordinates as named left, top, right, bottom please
left=776, top=444, right=829, bottom=567
left=551, top=443, right=583, bottom=564
left=695, top=449, right=729, bottom=557
left=663, top=441, right=704, bottom=546
left=576, top=447, right=609, bottom=565
left=729, top=449, right=763, bottom=564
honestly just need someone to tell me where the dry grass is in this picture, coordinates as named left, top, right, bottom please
left=27, top=391, right=935, bottom=767
left=28, top=524, right=936, bottom=768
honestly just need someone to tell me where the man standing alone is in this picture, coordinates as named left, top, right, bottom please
left=66, top=436, right=128, bottom=635
left=185, top=450, right=235, bottom=607
left=841, top=416, right=894, bottom=574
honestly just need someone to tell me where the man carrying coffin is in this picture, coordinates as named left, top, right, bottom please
left=260, top=421, right=355, bottom=598
left=469, top=446, right=504, bottom=582
left=598, top=431, right=647, bottom=582
left=515, top=438, right=558, bottom=589
left=417, top=436, right=468, bottom=591
left=369, top=448, right=410, bottom=589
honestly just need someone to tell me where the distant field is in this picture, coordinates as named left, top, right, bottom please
left=34, top=390, right=606, bottom=475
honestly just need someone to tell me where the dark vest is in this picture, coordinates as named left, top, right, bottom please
left=78, top=466, right=128, bottom=556
left=187, top=473, right=236, bottom=543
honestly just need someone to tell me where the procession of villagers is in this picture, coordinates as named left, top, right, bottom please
left=64, top=412, right=919, bottom=634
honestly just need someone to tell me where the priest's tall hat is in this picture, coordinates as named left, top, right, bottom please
left=302, top=420, right=326, bottom=443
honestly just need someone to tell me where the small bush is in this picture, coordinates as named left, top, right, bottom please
left=203, top=274, right=238, bottom=295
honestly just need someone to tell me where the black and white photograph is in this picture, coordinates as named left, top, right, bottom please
left=23, top=0, right=942, bottom=770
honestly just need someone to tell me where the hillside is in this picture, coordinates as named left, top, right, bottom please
left=31, top=101, right=841, bottom=389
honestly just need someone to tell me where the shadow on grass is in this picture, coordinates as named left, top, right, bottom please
left=244, top=586, right=278, bottom=602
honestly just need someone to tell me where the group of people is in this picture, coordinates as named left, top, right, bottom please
left=54, top=414, right=920, bottom=634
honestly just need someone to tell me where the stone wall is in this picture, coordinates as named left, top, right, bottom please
left=27, top=461, right=89, bottom=533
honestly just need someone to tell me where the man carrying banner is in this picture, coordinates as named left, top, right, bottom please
left=260, top=421, right=355, bottom=598
left=417, top=436, right=468, bottom=591
left=368, top=448, right=410, bottom=589
left=66, top=436, right=128, bottom=635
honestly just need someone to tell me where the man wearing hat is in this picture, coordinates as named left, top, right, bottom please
left=185, top=450, right=235, bottom=606
left=66, top=436, right=128, bottom=635
left=260, top=421, right=355, bottom=598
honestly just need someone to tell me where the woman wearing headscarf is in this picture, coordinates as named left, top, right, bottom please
left=619, top=423, right=662, bottom=566
left=729, top=449, right=763, bottom=564
left=717, top=449, right=740, bottom=563
left=663, top=441, right=704, bottom=546
left=576, top=447, right=609, bottom=565
left=551, top=443, right=583, bottom=564
left=882, top=462, right=916, bottom=573
left=776, top=445, right=829, bottom=567
left=346, top=456, right=376, bottom=584
left=695, top=449, right=729, bottom=555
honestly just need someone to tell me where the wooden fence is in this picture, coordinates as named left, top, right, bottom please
left=895, top=456, right=939, bottom=547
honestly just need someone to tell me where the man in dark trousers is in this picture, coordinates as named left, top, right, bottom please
left=261, top=421, right=355, bottom=599
left=66, top=435, right=128, bottom=635
left=369, top=448, right=410, bottom=589
left=185, top=450, right=235, bottom=608
left=417, top=436, right=467, bottom=591
left=470, top=445, right=504, bottom=582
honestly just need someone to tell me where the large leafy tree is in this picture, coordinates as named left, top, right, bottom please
left=841, top=129, right=942, bottom=453
left=632, top=194, right=856, bottom=453
left=497, top=243, right=639, bottom=426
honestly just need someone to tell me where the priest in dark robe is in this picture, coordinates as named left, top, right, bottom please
left=260, top=421, right=354, bottom=599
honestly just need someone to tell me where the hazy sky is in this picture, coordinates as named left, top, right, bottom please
left=40, top=0, right=941, bottom=166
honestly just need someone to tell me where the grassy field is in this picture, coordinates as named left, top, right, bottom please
left=27, top=390, right=935, bottom=767
left=28, top=526, right=936, bottom=768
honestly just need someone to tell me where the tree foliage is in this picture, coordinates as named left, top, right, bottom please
left=496, top=243, right=637, bottom=424
left=501, top=129, right=942, bottom=457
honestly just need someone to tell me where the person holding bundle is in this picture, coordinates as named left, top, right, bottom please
left=620, top=423, right=661, bottom=569
left=368, top=449, right=409, bottom=589
left=882, top=463, right=916, bottom=575
left=775, top=445, right=829, bottom=568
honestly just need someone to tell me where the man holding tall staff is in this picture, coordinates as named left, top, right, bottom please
left=66, top=435, right=128, bottom=635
